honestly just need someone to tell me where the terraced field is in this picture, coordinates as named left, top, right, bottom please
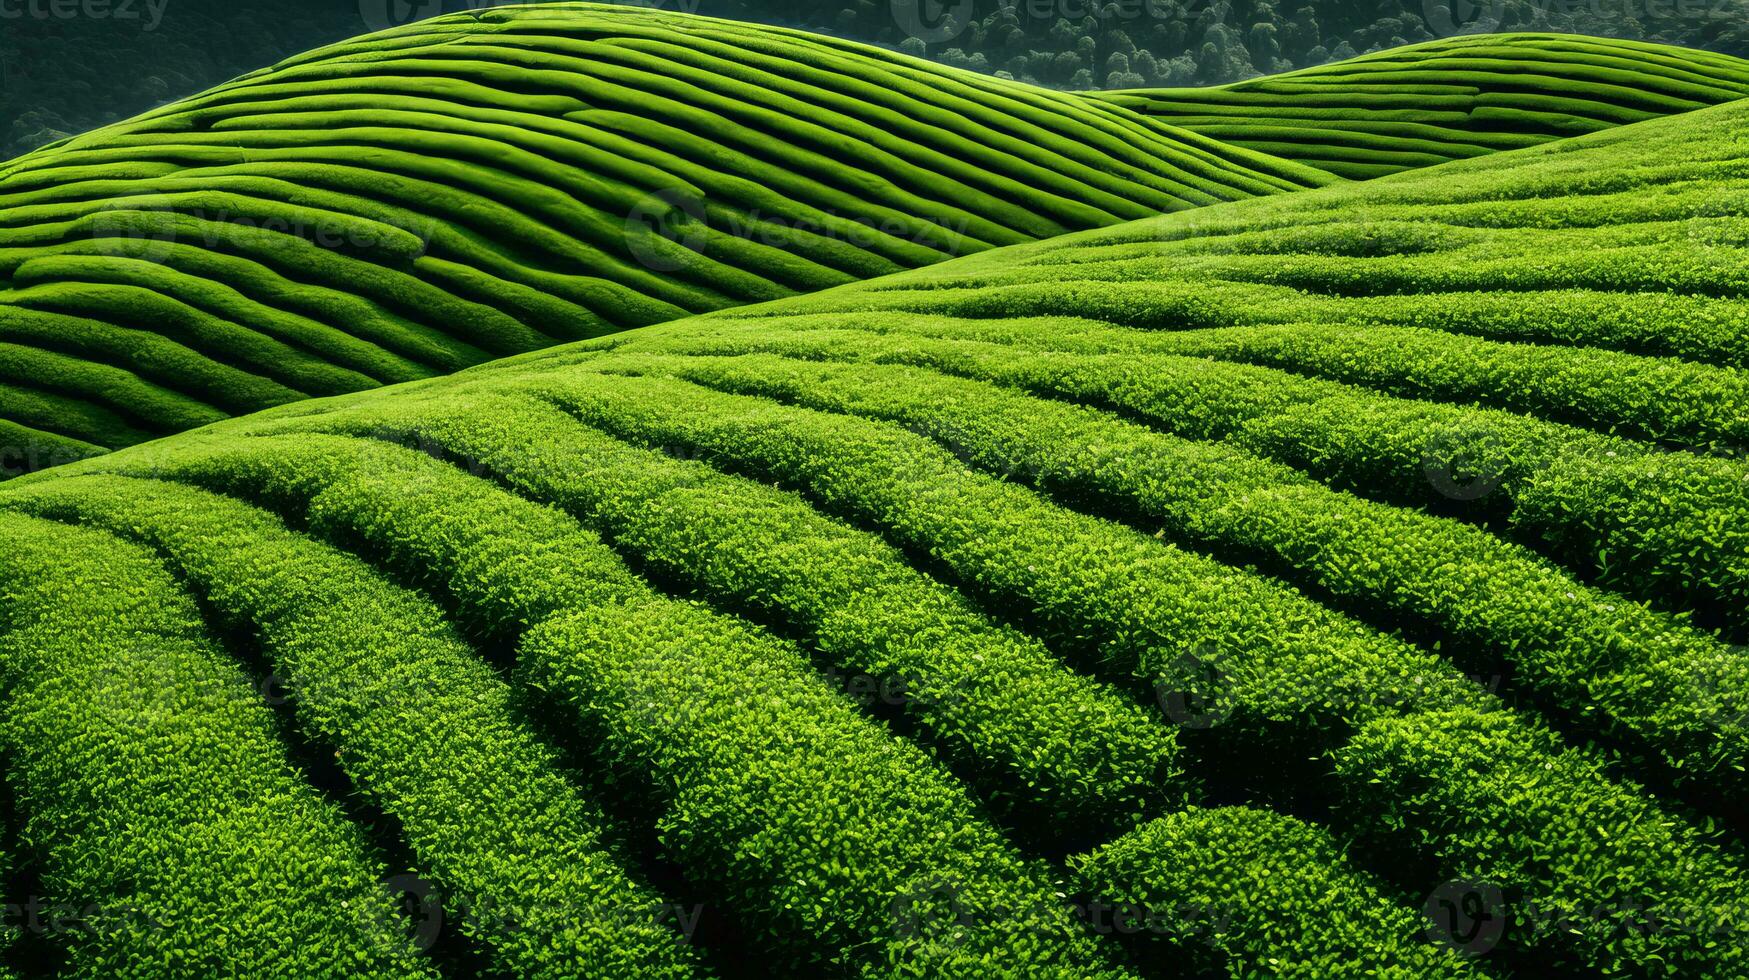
left=0, top=2, right=1339, bottom=475
left=2, top=45, right=1747, bottom=976
left=1097, top=33, right=1749, bottom=179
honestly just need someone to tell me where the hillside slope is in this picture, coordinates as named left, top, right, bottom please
left=2, top=95, right=1747, bottom=978
left=0, top=2, right=1330, bottom=474
left=1096, top=33, right=1749, bottom=178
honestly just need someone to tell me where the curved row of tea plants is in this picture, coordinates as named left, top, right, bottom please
left=6, top=19, right=1749, bottom=980
left=4, top=425, right=1510, bottom=979
left=676, top=95, right=1749, bottom=641
left=553, top=347, right=1749, bottom=795
left=0, top=2, right=1333, bottom=473
left=15, top=363, right=1749, bottom=975
left=0, top=511, right=433, bottom=977
left=1097, top=33, right=1749, bottom=179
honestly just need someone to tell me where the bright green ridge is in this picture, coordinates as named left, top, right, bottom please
left=1071, top=807, right=1478, bottom=979
left=254, top=385, right=1191, bottom=839
left=0, top=1, right=1334, bottom=472
left=19, top=346, right=1749, bottom=974
left=0, top=476, right=710, bottom=979
left=559, top=349, right=1749, bottom=796
left=1096, top=33, right=1749, bottom=179
left=37, top=372, right=1749, bottom=973
left=0, top=511, right=431, bottom=977
left=629, top=94, right=1749, bottom=642
left=14, top=426, right=1476, bottom=976
left=20, top=433, right=1141, bottom=978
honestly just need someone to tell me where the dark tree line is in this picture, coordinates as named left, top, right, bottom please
left=844, top=0, right=1749, bottom=89
left=5, top=0, right=1748, bottom=160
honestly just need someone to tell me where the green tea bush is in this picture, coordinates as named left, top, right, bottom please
left=1071, top=806, right=1480, bottom=979
left=0, top=511, right=431, bottom=977
left=32, top=425, right=1447, bottom=978
left=1, top=476, right=709, bottom=979
left=600, top=348, right=1749, bottom=784
left=271, top=388, right=1187, bottom=837
left=0, top=4, right=1340, bottom=469
left=1336, top=708, right=1749, bottom=977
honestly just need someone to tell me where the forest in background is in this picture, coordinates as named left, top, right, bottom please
left=5, top=0, right=1749, bottom=160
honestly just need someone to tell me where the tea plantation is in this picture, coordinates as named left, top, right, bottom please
left=1098, top=33, right=1749, bottom=179
left=0, top=1, right=1336, bottom=473
left=5, top=7, right=1740, bottom=478
left=2, top=4, right=1748, bottom=980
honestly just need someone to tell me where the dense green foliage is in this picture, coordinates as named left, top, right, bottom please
left=852, top=0, right=1749, bottom=89
left=3, top=78, right=1749, bottom=976
left=1097, top=33, right=1749, bottom=177
left=0, top=512, right=431, bottom=976
left=0, top=2, right=1334, bottom=472
left=3, top=476, right=709, bottom=978
left=8, top=10, right=1742, bottom=473
left=1070, top=807, right=1478, bottom=979
left=4, top=5, right=1749, bottom=978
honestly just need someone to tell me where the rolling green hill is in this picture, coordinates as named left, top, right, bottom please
left=1096, top=33, right=1749, bottom=179
left=0, top=2, right=1335, bottom=475
left=10, top=17, right=1747, bottom=478
left=3, top=82, right=1747, bottom=978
